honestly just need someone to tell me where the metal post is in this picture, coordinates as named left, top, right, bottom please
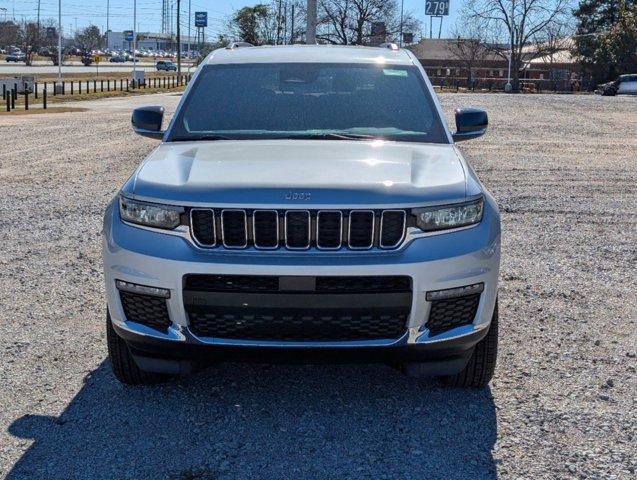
left=176, top=0, right=181, bottom=77
left=399, top=0, right=404, bottom=47
left=34, top=82, right=38, bottom=99
left=43, top=88, right=47, bottom=109
left=187, top=0, right=191, bottom=58
left=6, top=91, right=10, bottom=112
left=24, top=90, right=28, bottom=110
left=133, top=0, right=137, bottom=79
left=306, top=0, right=317, bottom=44
left=2, top=84, right=5, bottom=100
left=57, top=0, right=62, bottom=88
left=290, top=5, right=295, bottom=44
left=506, top=0, right=514, bottom=92
left=70, top=80, right=73, bottom=95
left=11, top=88, right=15, bottom=109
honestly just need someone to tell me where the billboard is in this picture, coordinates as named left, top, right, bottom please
left=425, top=0, right=450, bottom=16
left=46, top=27, right=57, bottom=40
left=195, top=11, right=208, bottom=28
left=123, top=30, right=135, bottom=42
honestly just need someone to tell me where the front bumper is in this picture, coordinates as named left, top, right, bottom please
left=102, top=195, right=501, bottom=365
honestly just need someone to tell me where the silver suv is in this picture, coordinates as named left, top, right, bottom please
left=103, top=44, right=501, bottom=387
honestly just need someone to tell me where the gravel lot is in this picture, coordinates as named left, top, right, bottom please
left=0, top=92, right=635, bottom=480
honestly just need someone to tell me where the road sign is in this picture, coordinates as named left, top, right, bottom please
left=195, top=12, right=208, bottom=28
left=124, top=30, right=134, bottom=42
left=93, top=55, right=101, bottom=64
left=46, top=27, right=56, bottom=40
left=425, top=0, right=450, bottom=16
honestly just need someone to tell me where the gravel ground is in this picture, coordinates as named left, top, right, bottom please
left=0, top=92, right=635, bottom=480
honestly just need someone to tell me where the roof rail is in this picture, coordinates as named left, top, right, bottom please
left=226, top=42, right=255, bottom=50
left=379, top=42, right=400, bottom=51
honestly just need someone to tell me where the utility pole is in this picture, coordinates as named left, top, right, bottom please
left=57, top=0, right=62, bottom=88
left=37, top=0, right=41, bottom=27
left=505, top=0, right=514, bottom=92
left=306, top=0, right=317, bottom=44
left=290, top=5, right=295, bottom=44
left=276, top=0, right=283, bottom=44
left=133, top=0, right=137, bottom=77
left=399, top=0, right=404, bottom=47
left=106, top=0, right=110, bottom=32
left=176, top=0, right=181, bottom=76
left=187, top=0, right=191, bottom=59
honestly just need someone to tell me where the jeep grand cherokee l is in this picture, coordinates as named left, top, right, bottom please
left=103, top=43, right=501, bottom=387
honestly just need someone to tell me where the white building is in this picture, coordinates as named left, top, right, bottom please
left=106, top=31, right=198, bottom=52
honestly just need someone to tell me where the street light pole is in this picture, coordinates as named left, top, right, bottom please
left=505, top=0, right=514, bottom=92
left=399, top=0, right=404, bottom=47
left=306, top=0, right=317, bottom=44
left=57, top=0, right=62, bottom=86
left=133, top=0, right=137, bottom=77
left=176, top=0, right=181, bottom=76
left=106, top=0, right=110, bottom=32
left=187, top=0, right=191, bottom=60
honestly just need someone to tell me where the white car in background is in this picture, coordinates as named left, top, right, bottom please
left=597, top=74, right=637, bottom=96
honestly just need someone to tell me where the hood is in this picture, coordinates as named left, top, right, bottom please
left=127, top=140, right=468, bottom=207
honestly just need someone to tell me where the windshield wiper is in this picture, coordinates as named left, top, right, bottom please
left=172, top=134, right=234, bottom=141
left=288, top=133, right=378, bottom=141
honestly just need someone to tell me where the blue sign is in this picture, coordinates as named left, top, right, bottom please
left=124, top=30, right=134, bottom=42
left=425, top=0, right=450, bottom=16
left=195, top=11, right=208, bottom=28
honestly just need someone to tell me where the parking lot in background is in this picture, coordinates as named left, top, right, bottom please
left=0, top=93, right=635, bottom=479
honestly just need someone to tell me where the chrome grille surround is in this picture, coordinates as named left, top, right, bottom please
left=379, top=210, right=407, bottom=249
left=189, top=208, right=216, bottom=247
left=284, top=210, right=312, bottom=250
left=191, top=208, right=408, bottom=251
left=316, top=210, right=343, bottom=250
left=252, top=209, right=279, bottom=250
left=348, top=210, right=375, bottom=250
left=220, top=209, right=248, bottom=249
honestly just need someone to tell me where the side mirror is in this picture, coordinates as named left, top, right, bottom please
left=132, top=106, right=165, bottom=139
left=452, top=108, right=488, bottom=142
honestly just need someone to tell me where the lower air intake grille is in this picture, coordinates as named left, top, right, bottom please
left=187, top=308, right=408, bottom=341
left=120, top=291, right=171, bottom=333
left=426, top=293, right=481, bottom=336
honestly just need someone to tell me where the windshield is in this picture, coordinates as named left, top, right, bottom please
left=168, top=63, right=449, bottom=143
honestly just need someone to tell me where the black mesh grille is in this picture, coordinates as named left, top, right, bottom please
left=253, top=211, right=279, bottom=248
left=184, top=275, right=280, bottom=293
left=286, top=211, right=310, bottom=249
left=185, top=275, right=411, bottom=294
left=191, top=210, right=215, bottom=246
left=316, top=276, right=411, bottom=293
left=187, top=308, right=408, bottom=341
left=317, top=211, right=342, bottom=249
left=426, top=293, right=481, bottom=336
left=120, top=291, right=171, bottom=332
left=381, top=211, right=406, bottom=248
left=190, top=209, right=407, bottom=251
left=349, top=211, right=375, bottom=248
left=222, top=210, right=247, bottom=247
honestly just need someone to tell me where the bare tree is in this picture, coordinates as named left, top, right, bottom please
left=0, top=21, right=20, bottom=49
left=317, top=0, right=418, bottom=45
left=464, top=0, right=571, bottom=90
left=449, top=17, right=491, bottom=83
left=74, top=25, right=104, bottom=53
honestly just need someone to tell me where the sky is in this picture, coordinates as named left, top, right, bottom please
left=3, top=0, right=462, bottom=40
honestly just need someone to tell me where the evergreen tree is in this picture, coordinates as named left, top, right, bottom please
left=572, top=0, right=637, bottom=83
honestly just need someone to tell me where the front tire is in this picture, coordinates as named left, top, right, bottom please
left=439, top=301, right=499, bottom=388
left=106, top=310, right=171, bottom=385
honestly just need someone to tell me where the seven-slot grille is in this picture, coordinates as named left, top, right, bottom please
left=190, top=209, right=407, bottom=251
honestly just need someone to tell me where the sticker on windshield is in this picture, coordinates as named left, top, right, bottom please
left=383, top=69, right=408, bottom=77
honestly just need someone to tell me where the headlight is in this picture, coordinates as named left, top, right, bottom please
left=119, top=196, right=183, bottom=229
left=414, top=198, right=483, bottom=232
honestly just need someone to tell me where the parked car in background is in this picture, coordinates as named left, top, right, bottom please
left=109, top=55, right=127, bottom=63
left=597, top=74, right=637, bottom=96
left=5, top=53, right=26, bottom=63
left=156, top=60, right=177, bottom=71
